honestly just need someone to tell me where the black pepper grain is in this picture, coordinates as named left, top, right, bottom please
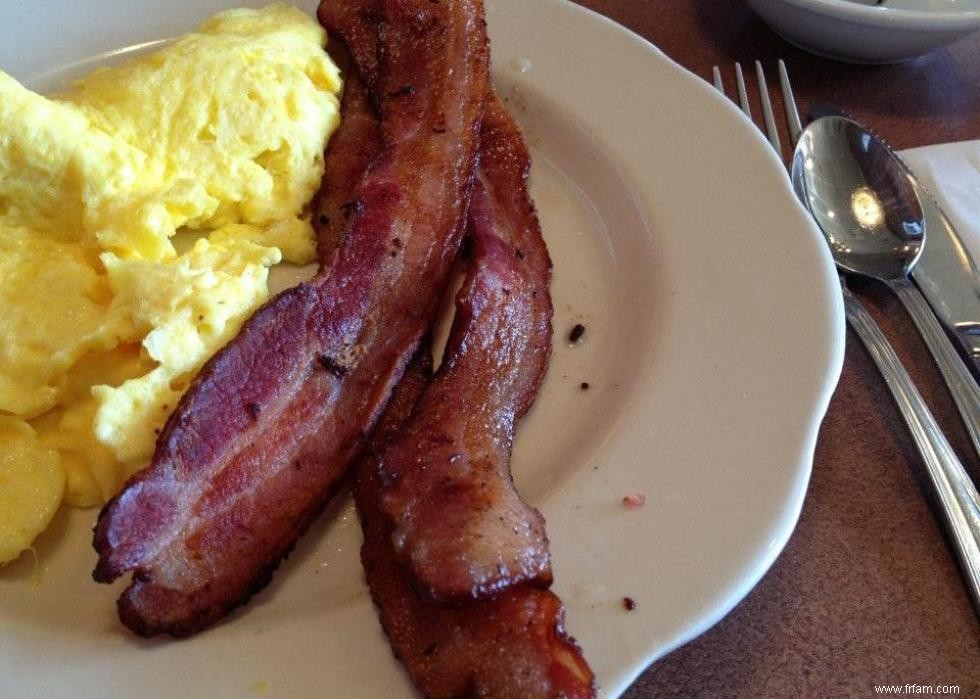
left=580, top=382, right=590, bottom=390
left=387, top=84, right=416, bottom=98
left=569, top=323, right=586, bottom=343
left=623, top=597, right=637, bottom=611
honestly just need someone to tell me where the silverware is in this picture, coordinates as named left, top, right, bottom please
left=810, top=102, right=980, bottom=374
left=838, top=279, right=980, bottom=616
left=791, top=115, right=980, bottom=463
left=712, top=60, right=980, bottom=614
left=914, top=202, right=980, bottom=373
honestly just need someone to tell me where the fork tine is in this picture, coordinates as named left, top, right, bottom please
left=734, top=63, right=751, bottom=119
left=755, top=61, right=782, bottom=156
left=778, top=60, right=803, bottom=146
left=712, top=65, right=724, bottom=93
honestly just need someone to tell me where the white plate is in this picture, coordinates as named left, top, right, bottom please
left=0, top=1, right=845, bottom=697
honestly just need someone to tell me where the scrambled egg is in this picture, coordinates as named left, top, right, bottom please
left=0, top=4, right=342, bottom=562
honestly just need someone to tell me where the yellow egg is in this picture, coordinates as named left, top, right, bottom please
left=210, top=219, right=317, bottom=265
left=64, top=3, right=340, bottom=260
left=0, top=4, right=342, bottom=563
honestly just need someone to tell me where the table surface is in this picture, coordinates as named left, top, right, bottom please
left=566, top=1, right=980, bottom=696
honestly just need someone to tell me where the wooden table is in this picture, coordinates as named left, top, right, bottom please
left=566, top=1, right=980, bottom=695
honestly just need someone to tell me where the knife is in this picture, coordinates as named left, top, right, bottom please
left=812, top=102, right=980, bottom=376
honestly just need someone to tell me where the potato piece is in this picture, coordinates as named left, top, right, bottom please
left=0, top=418, right=65, bottom=563
left=33, top=396, right=130, bottom=507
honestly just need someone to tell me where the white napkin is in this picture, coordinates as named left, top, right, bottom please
left=900, top=140, right=980, bottom=259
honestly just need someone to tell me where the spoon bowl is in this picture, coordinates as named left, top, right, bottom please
left=791, top=116, right=924, bottom=282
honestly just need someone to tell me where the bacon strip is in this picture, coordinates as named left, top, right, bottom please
left=376, top=96, right=555, bottom=601
left=327, top=6, right=590, bottom=690
left=312, top=72, right=380, bottom=260
left=92, top=0, right=489, bottom=637
left=317, top=0, right=381, bottom=94
left=356, top=354, right=594, bottom=699
left=315, top=8, right=588, bottom=684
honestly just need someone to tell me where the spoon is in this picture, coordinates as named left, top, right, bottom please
left=791, top=116, right=980, bottom=461
left=811, top=102, right=980, bottom=376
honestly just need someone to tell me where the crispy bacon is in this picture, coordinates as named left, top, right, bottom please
left=356, top=355, right=595, bottom=699
left=317, top=0, right=381, bottom=95
left=312, top=72, right=381, bottom=260
left=316, top=8, right=589, bottom=685
left=325, top=5, right=590, bottom=690
left=376, top=96, right=555, bottom=601
left=92, top=0, right=489, bottom=637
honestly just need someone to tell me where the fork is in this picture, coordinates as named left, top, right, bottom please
left=712, top=61, right=980, bottom=614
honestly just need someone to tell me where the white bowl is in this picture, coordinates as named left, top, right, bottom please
left=747, top=0, right=980, bottom=63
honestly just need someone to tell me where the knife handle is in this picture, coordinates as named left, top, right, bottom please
left=890, top=277, right=980, bottom=462
left=908, top=193, right=980, bottom=378
left=843, top=282, right=980, bottom=616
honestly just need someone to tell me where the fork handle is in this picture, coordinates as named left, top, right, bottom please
left=843, top=284, right=980, bottom=615
left=888, top=277, right=980, bottom=461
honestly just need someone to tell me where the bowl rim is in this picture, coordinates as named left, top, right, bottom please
left=760, top=0, right=980, bottom=29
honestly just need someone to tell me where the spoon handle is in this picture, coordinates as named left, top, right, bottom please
left=843, top=284, right=980, bottom=614
left=888, top=277, right=980, bottom=461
